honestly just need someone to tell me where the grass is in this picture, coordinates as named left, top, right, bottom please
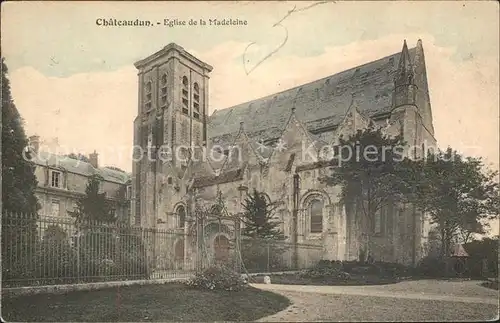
left=252, top=273, right=400, bottom=286
left=480, top=278, right=499, bottom=290
left=2, top=283, right=291, bottom=322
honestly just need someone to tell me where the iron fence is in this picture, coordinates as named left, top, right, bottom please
left=1, top=211, right=324, bottom=287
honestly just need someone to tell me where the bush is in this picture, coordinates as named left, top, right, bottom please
left=240, top=240, right=288, bottom=273
left=299, top=260, right=350, bottom=280
left=186, top=265, right=248, bottom=291
left=415, top=256, right=447, bottom=277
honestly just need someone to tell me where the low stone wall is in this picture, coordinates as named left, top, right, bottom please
left=2, top=277, right=191, bottom=298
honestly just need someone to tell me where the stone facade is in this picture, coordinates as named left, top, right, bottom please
left=28, top=136, right=132, bottom=232
left=132, top=40, right=437, bottom=268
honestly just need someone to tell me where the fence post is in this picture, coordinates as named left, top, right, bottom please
left=267, top=243, right=270, bottom=273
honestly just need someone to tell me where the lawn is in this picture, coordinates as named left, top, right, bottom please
left=251, top=273, right=401, bottom=286
left=2, top=283, right=291, bottom=322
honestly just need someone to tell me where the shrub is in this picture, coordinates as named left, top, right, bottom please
left=415, top=256, right=447, bottom=277
left=240, top=240, right=288, bottom=273
left=186, top=265, right=247, bottom=291
left=299, top=260, right=350, bottom=280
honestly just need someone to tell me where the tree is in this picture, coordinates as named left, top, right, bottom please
left=240, top=189, right=287, bottom=272
left=1, top=58, right=40, bottom=213
left=71, top=174, right=117, bottom=227
left=319, top=125, right=412, bottom=262
left=2, top=58, right=40, bottom=284
left=241, top=189, right=283, bottom=240
left=407, top=148, right=499, bottom=259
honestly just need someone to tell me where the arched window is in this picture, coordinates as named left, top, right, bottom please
left=160, top=73, right=168, bottom=108
left=182, top=76, right=189, bottom=115
left=193, top=82, right=200, bottom=119
left=309, top=199, right=323, bottom=233
left=144, top=81, right=152, bottom=111
left=176, top=205, right=186, bottom=228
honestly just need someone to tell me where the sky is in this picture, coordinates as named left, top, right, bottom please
left=2, top=1, right=499, bottom=234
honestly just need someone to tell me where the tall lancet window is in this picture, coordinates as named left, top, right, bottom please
left=144, top=81, right=152, bottom=111
left=160, top=73, right=168, bottom=109
left=193, top=82, right=200, bottom=119
left=176, top=205, right=186, bottom=228
left=182, top=76, right=189, bottom=115
left=309, top=199, right=323, bottom=233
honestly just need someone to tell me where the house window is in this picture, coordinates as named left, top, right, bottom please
left=309, top=199, right=323, bottom=233
left=193, top=82, right=200, bottom=119
left=50, top=199, right=60, bottom=217
left=126, top=185, right=132, bottom=199
left=160, top=73, right=168, bottom=108
left=167, top=177, right=173, bottom=185
left=182, top=76, right=189, bottom=115
left=176, top=205, right=186, bottom=228
left=144, top=81, right=152, bottom=111
left=51, top=171, right=61, bottom=188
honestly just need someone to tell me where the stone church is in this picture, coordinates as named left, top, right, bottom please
left=131, top=40, right=436, bottom=270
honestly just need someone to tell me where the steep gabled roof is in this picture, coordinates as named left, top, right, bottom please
left=207, top=48, right=418, bottom=146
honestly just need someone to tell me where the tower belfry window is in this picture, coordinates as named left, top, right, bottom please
left=145, top=81, right=152, bottom=111
left=182, top=76, right=189, bottom=115
left=160, top=74, right=168, bottom=108
left=193, top=82, right=200, bottom=119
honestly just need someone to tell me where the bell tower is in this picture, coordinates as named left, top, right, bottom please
left=132, top=43, right=213, bottom=227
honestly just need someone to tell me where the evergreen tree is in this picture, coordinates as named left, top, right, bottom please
left=71, top=174, right=116, bottom=227
left=1, top=58, right=40, bottom=284
left=240, top=189, right=286, bottom=272
left=1, top=58, right=39, bottom=213
left=241, top=189, right=283, bottom=240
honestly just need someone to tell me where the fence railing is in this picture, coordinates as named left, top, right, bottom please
left=1, top=211, right=324, bottom=287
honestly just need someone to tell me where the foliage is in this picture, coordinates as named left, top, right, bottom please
left=319, top=125, right=412, bottom=261
left=241, top=189, right=283, bottom=240
left=1, top=58, right=40, bottom=214
left=405, top=148, right=500, bottom=258
left=186, top=265, right=247, bottom=291
left=298, top=260, right=351, bottom=280
left=37, top=225, right=76, bottom=280
left=464, top=236, right=499, bottom=277
left=1, top=58, right=40, bottom=284
left=239, top=239, right=288, bottom=273
left=239, top=189, right=288, bottom=272
left=415, top=255, right=448, bottom=277
left=71, top=174, right=117, bottom=226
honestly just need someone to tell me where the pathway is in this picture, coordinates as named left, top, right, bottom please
left=252, top=280, right=499, bottom=322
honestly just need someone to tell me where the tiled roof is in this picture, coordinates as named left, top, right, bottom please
left=207, top=48, right=417, bottom=146
left=31, top=151, right=131, bottom=184
left=450, top=244, right=470, bottom=257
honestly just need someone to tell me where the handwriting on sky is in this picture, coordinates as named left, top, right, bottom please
left=242, top=1, right=335, bottom=76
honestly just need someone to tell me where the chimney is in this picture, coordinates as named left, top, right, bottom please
left=89, top=150, right=99, bottom=168
left=29, top=135, right=40, bottom=154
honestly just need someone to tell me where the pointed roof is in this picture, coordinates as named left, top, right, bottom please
left=450, top=244, right=470, bottom=257
left=208, top=43, right=421, bottom=146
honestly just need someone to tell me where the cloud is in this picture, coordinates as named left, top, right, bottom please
left=9, top=34, right=499, bottom=178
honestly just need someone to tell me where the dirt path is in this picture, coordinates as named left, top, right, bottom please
left=253, top=280, right=498, bottom=322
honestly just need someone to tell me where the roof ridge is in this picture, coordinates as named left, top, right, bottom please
left=212, top=48, right=415, bottom=114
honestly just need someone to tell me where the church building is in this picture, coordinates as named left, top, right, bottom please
left=131, top=40, right=436, bottom=269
